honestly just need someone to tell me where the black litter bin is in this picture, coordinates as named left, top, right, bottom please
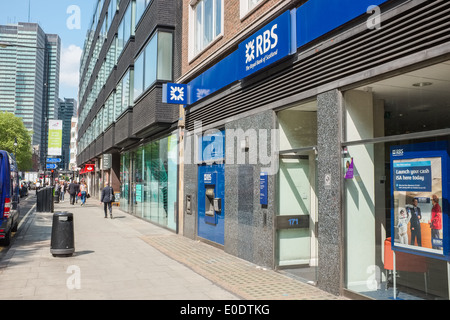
left=36, top=187, right=54, bottom=213
left=50, top=212, right=74, bottom=257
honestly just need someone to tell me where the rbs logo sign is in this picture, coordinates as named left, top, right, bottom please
left=239, top=11, right=291, bottom=78
left=245, top=24, right=278, bottom=63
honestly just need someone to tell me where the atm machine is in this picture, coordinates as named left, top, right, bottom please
left=198, top=164, right=225, bottom=245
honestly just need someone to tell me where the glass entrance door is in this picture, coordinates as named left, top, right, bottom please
left=276, top=150, right=318, bottom=283
left=276, top=100, right=318, bottom=283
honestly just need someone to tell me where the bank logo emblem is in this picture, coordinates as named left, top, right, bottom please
left=245, top=40, right=255, bottom=63
left=170, top=86, right=185, bottom=101
left=242, top=24, right=279, bottom=70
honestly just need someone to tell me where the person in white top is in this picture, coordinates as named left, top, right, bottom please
left=80, top=182, right=88, bottom=206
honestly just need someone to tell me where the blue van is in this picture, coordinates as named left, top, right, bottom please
left=0, top=150, right=20, bottom=245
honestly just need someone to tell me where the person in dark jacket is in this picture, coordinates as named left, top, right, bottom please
left=101, top=182, right=114, bottom=219
left=410, top=198, right=422, bottom=246
left=68, top=180, right=80, bottom=205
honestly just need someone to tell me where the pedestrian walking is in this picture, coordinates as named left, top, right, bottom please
left=68, top=180, right=80, bottom=205
left=101, top=182, right=114, bottom=219
left=54, top=181, right=61, bottom=199
left=80, top=181, right=88, bottom=206
left=59, top=181, right=66, bottom=202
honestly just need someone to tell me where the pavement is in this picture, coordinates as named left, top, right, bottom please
left=0, top=193, right=346, bottom=301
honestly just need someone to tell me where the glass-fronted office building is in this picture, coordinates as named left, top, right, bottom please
left=77, top=0, right=181, bottom=231
left=0, top=22, right=61, bottom=163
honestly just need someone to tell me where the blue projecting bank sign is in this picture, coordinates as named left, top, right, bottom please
left=238, top=10, right=291, bottom=79
left=162, top=83, right=188, bottom=105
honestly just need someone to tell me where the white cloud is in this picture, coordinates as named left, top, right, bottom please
left=59, top=44, right=82, bottom=90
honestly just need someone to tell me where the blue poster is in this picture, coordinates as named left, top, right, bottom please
left=390, top=141, right=450, bottom=260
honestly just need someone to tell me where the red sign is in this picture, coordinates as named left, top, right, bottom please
left=85, top=164, right=95, bottom=172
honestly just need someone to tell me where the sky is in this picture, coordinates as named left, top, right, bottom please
left=0, top=0, right=96, bottom=101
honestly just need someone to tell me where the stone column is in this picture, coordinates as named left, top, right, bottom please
left=317, top=89, right=343, bottom=296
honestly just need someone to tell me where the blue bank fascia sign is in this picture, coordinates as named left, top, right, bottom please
left=238, top=10, right=292, bottom=79
left=179, top=0, right=389, bottom=106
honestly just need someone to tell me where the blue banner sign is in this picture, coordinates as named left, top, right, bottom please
left=185, top=0, right=391, bottom=106
left=296, top=0, right=387, bottom=48
left=46, top=163, right=57, bottom=169
left=46, top=157, right=61, bottom=163
left=238, top=10, right=291, bottom=79
left=162, top=83, right=188, bottom=104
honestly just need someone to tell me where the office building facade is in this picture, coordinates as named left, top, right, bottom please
left=0, top=22, right=60, bottom=165
left=57, top=98, right=77, bottom=170
left=77, top=0, right=182, bottom=228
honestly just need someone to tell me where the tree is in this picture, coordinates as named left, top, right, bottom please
left=0, top=112, right=33, bottom=171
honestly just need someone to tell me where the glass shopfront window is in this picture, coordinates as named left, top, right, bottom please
left=120, top=133, right=178, bottom=231
left=120, top=152, right=131, bottom=213
left=343, top=60, right=450, bottom=300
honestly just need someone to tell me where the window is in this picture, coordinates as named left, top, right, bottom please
left=136, top=0, right=152, bottom=27
left=107, top=93, right=115, bottom=125
left=115, top=80, right=122, bottom=119
left=133, top=31, right=173, bottom=101
left=121, top=70, right=131, bottom=114
left=144, top=35, right=158, bottom=88
left=240, top=0, right=264, bottom=18
left=190, top=0, right=222, bottom=57
left=343, top=61, right=450, bottom=300
left=106, top=36, right=117, bottom=75
left=117, top=2, right=132, bottom=58
left=157, top=32, right=173, bottom=81
left=108, top=0, right=117, bottom=29
left=134, top=51, right=144, bottom=99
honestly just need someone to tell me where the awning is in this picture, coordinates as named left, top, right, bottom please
left=80, top=164, right=95, bottom=174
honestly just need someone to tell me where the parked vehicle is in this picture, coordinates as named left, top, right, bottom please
left=20, top=181, right=28, bottom=197
left=28, top=181, right=36, bottom=190
left=0, top=150, right=20, bottom=245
